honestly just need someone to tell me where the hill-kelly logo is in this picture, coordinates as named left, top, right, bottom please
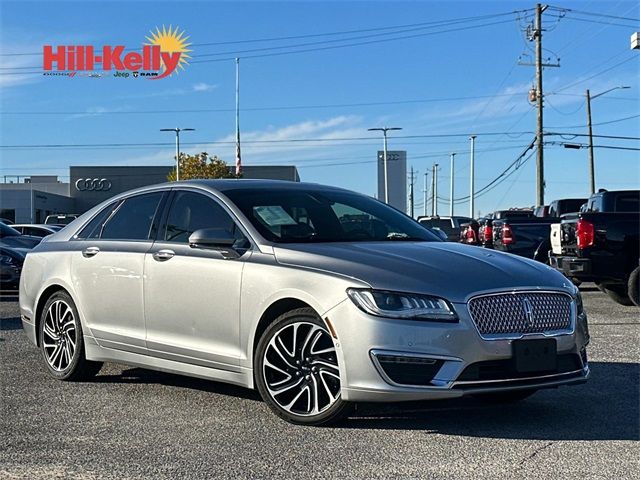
left=43, top=25, right=191, bottom=80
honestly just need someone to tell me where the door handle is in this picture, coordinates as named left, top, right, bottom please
left=153, top=249, right=175, bottom=261
left=82, top=246, right=100, bottom=258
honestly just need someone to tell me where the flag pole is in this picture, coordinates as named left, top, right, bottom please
left=235, top=57, right=242, bottom=176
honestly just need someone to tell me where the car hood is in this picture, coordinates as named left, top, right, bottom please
left=273, top=241, right=574, bottom=303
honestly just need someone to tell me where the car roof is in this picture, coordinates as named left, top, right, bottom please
left=184, top=179, right=350, bottom=193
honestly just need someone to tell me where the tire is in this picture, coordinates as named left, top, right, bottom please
left=603, top=285, right=634, bottom=306
left=38, top=291, right=103, bottom=381
left=474, top=389, right=538, bottom=403
left=628, top=267, right=640, bottom=307
left=254, top=307, right=352, bottom=426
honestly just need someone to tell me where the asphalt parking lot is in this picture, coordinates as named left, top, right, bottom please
left=1, top=285, right=638, bottom=479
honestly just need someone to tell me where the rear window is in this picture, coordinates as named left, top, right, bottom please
left=615, top=193, right=640, bottom=212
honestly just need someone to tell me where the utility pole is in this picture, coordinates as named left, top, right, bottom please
left=368, top=126, right=403, bottom=203
left=433, top=163, right=439, bottom=216
left=519, top=4, right=559, bottom=206
left=534, top=3, right=545, bottom=207
left=585, top=86, right=630, bottom=194
left=469, top=135, right=476, bottom=218
left=409, top=165, right=415, bottom=218
left=160, top=127, right=195, bottom=181
left=449, top=153, right=456, bottom=216
left=423, top=172, right=428, bottom=217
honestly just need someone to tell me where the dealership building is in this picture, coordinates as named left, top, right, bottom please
left=0, top=165, right=300, bottom=224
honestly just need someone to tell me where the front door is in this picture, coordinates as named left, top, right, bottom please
left=143, top=189, right=249, bottom=371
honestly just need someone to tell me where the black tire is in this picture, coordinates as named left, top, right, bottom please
left=474, top=389, right=538, bottom=403
left=628, top=267, right=640, bottom=307
left=38, top=291, right=103, bottom=381
left=604, top=285, right=634, bottom=306
left=254, top=307, right=352, bottom=426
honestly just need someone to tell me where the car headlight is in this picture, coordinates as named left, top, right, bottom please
left=346, top=288, right=458, bottom=322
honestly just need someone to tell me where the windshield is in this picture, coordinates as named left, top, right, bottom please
left=224, top=188, right=439, bottom=243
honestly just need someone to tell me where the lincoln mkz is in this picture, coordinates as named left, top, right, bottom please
left=19, top=180, right=590, bottom=425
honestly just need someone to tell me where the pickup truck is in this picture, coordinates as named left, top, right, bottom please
left=549, top=190, right=640, bottom=306
left=491, top=215, right=555, bottom=261
left=417, top=215, right=473, bottom=242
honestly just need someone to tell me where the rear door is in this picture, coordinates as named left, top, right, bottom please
left=71, top=191, right=166, bottom=352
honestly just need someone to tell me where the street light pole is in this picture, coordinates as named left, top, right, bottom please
left=469, top=135, right=476, bottom=218
left=368, top=126, right=402, bottom=203
left=585, top=85, right=630, bottom=194
left=449, top=152, right=456, bottom=216
left=160, top=127, right=195, bottom=181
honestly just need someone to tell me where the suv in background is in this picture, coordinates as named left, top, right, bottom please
left=417, top=215, right=473, bottom=242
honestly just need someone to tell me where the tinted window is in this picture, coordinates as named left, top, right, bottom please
left=557, top=199, right=586, bottom=216
left=164, top=191, right=238, bottom=243
left=101, top=193, right=163, bottom=241
left=225, top=188, right=438, bottom=243
left=76, top=201, right=120, bottom=239
left=615, top=193, right=640, bottom=212
left=0, top=223, right=21, bottom=238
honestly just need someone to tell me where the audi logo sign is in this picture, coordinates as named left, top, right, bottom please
left=75, top=178, right=112, bottom=191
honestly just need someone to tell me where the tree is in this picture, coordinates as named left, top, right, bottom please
left=167, top=152, right=239, bottom=181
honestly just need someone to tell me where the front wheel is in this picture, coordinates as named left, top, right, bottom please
left=39, top=291, right=102, bottom=381
left=628, top=267, right=640, bottom=307
left=254, top=308, right=351, bottom=426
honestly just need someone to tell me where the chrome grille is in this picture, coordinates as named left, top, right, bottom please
left=468, top=292, right=573, bottom=337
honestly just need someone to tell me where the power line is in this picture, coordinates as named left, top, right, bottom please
left=551, top=53, right=638, bottom=94
left=547, top=113, right=640, bottom=129
left=548, top=6, right=640, bottom=23
left=0, top=93, right=531, bottom=116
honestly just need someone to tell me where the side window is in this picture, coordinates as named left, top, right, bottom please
left=75, top=201, right=120, bottom=239
left=100, top=193, right=164, bottom=241
left=163, top=191, right=241, bottom=244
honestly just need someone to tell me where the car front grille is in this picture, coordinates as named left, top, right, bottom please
left=468, top=292, right=573, bottom=338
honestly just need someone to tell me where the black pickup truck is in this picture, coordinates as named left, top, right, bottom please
left=491, top=211, right=556, bottom=261
left=549, top=190, right=640, bottom=306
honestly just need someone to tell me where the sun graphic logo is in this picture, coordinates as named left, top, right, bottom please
left=145, top=25, right=192, bottom=79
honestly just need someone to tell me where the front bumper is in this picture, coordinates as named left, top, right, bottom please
left=326, top=299, right=589, bottom=402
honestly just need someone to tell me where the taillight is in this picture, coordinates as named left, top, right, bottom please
left=484, top=225, right=493, bottom=242
left=576, top=219, right=595, bottom=249
left=501, top=224, right=514, bottom=245
left=465, top=227, right=476, bottom=243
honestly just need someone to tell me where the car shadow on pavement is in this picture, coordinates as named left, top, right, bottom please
left=0, top=317, right=23, bottom=330
left=343, top=361, right=639, bottom=441
left=92, top=367, right=262, bottom=402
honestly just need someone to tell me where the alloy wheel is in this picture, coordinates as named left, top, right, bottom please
left=42, top=299, right=77, bottom=372
left=262, top=321, right=341, bottom=416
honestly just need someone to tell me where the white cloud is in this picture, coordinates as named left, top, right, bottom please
left=192, top=82, right=217, bottom=92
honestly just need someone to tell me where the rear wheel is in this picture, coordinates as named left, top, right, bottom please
left=474, top=389, right=537, bottom=403
left=39, top=291, right=102, bottom=381
left=628, top=267, right=640, bottom=307
left=604, top=285, right=634, bottom=306
left=254, top=308, right=351, bottom=426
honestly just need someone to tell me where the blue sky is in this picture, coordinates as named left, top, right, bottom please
left=1, top=0, right=638, bottom=217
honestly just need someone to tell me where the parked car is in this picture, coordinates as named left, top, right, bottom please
left=547, top=198, right=589, bottom=265
left=549, top=190, right=640, bottom=306
left=0, top=222, right=41, bottom=249
left=0, top=218, right=15, bottom=225
left=20, top=180, right=589, bottom=426
left=11, top=224, right=62, bottom=238
left=0, top=246, right=27, bottom=290
left=416, top=215, right=474, bottom=242
left=44, top=214, right=79, bottom=226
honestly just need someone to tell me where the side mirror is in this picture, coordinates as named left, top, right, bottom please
left=188, top=228, right=236, bottom=248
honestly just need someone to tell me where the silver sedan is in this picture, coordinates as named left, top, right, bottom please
left=19, top=180, right=589, bottom=425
